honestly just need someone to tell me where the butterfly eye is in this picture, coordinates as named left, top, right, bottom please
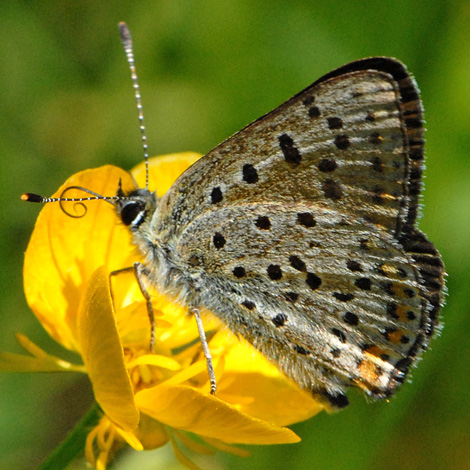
left=120, top=200, right=146, bottom=226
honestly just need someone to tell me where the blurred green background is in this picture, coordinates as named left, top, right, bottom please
left=1, top=1, right=469, bottom=469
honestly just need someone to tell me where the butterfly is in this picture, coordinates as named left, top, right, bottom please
left=24, top=23, right=444, bottom=410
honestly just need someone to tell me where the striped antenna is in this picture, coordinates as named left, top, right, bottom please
left=21, top=185, right=130, bottom=218
left=21, top=187, right=120, bottom=204
left=119, top=22, right=150, bottom=190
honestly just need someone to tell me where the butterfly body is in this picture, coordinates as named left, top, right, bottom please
left=116, top=57, right=444, bottom=409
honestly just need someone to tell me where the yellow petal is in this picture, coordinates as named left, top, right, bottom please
left=24, top=165, right=137, bottom=350
left=218, top=371, right=323, bottom=427
left=215, top=334, right=323, bottom=426
left=114, top=427, right=144, bottom=451
left=159, top=359, right=208, bottom=386
left=131, top=153, right=202, bottom=195
left=0, top=352, right=82, bottom=372
left=0, top=333, right=85, bottom=372
left=0, top=333, right=81, bottom=371
left=77, top=266, right=139, bottom=432
left=126, top=354, right=181, bottom=371
left=135, top=384, right=300, bottom=444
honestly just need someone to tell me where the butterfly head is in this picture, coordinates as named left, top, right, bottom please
left=114, top=185, right=156, bottom=230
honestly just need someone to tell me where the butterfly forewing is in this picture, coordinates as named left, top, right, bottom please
left=149, top=57, right=444, bottom=408
left=160, top=60, right=415, bottom=239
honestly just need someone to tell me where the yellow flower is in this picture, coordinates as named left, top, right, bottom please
left=1, top=153, right=323, bottom=468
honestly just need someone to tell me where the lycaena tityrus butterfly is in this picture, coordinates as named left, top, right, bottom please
left=23, top=22, right=445, bottom=410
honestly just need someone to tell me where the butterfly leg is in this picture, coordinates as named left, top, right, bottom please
left=110, top=263, right=156, bottom=352
left=109, top=264, right=156, bottom=352
left=191, top=307, right=217, bottom=395
left=133, top=262, right=156, bottom=352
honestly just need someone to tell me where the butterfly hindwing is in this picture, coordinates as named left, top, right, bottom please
left=175, top=201, right=431, bottom=404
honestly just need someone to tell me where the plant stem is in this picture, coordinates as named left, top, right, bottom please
left=38, top=402, right=102, bottom=470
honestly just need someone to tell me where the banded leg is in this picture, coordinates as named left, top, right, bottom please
left=192, top=307, right=217, bottom=395
left=133, top=262, right=156, bottom=352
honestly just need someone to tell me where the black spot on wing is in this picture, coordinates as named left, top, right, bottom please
left=210, top=187, right=223, bottom=204
left=242, top=164, right=259, bottom=184
left=278, top=134, right=301, bottom=164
